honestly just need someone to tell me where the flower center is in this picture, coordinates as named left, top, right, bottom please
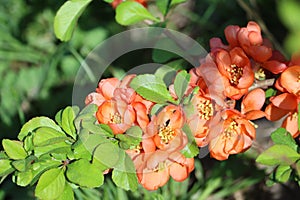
left=297, top=74, right=300, bottom=83
left=255, top=68, right=266, bottom=80
left=197, top=99, right=213, bottom=120
left=228, top=64, right=243, bottom=85
left=222, top=121, right=238, bottom=140
left=130, top=144, right=142, bottom=154
left=109, top=113, right=122, bottom=124
left=158, top=125, right=175, bottom=144
left=292, top=112, right=298, bottom=119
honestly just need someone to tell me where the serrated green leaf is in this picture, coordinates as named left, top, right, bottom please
left=112, top=150, right=138, bottom=191
left=0, top=159, right=14, bottom=177
left=61, top=106, right=79, bottom=139
left=57, top=182, right=74, bottom=200
left=18, top=117, right=63, bottom=141
left=154, top=65, right=177, bottom=86
left=54, top=0, right=92, bottom=41
left=180, top=124, right=199, bottom=158
left=274, top=165, right=292, bottom=183
left=55, top=109, right=63, bottom=127
left=156, top=0, right=172, bottom=16
left=93, top=142, right=121, bottom=169
left=130, top=74, right=175, bottom=104
left=271, top=128, right=298, bottom=151
left=115, top=1, right=159, bottom=26
left=35, top=168, right=65, bottom=200
left=256, top=144, right=300, bottom=166
left=34, top=143, right=71, bottom=158
left=2, top=139, right=27, bottom=160
left=174, top=70, right=190, bottom=101
left=66, top=159, right=104, bottom=188
left=14, top=170, right=33, bottom=187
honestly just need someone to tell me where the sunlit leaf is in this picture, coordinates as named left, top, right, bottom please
left=18, top=117, right=63, bottom=141
left=2, top=139, right=27, bottom=160
left=130, top=74, right=176, bottom=104
left=256, top=144, right=300, bottom=166
left=35, top=168, right=65, bottom=200
left=174, top=70, right=190, bottom=101
left=66, top=159, right=104, bottom=188
left=54, top=0, right=92, bottom=41
left=115, top=1, right=159, bottom=26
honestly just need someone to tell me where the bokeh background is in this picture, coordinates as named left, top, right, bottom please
left=0, top=0, right=299, bottom=199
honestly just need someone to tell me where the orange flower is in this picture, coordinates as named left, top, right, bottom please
left=187, top=91, right=215, bottom=147
left=146, top=105, right=187, bottom=152
left=276, top=66, right=300, bottom=96
left=208, top=110, right=256, bottom=160
left=85, top=78, right=119, bottom=106
left=134, top=150, right=194, bottom=190
left=241, top=88, right=266, bottom=120
left=96, top=100, right=136, bottom=134
left=265, top=93, right=299, bottom=138
left=215, top=47, right=254, bottom=99
left=237, top=21, right=272, bottom=63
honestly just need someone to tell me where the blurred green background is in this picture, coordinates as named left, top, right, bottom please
left=0, top=0, right=299, bottom=199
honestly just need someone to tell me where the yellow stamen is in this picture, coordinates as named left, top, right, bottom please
left=222, top=121, right=238, bottom=140
left=228, top=64, right=243, bottom=85
left=109, top=113, right=122, bottom=124
left=196, top=99, right=213, bottom=120
left=255, top=68, right=266, bottom=80
left=158, top=125, right=175, bottom=144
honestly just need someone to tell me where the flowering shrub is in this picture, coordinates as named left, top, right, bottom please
left=1, top=0, right=300, bottom=199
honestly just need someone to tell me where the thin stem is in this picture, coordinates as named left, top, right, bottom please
left=69, top=47, right=96, bottom=83
left=249, top=78, right=275, bottom=91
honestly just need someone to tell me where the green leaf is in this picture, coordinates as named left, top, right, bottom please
left=274, top=165, right=292, bottom=183
left=265, top=88, right=277, bottom=98
left=81, top=120, right=114, bottom=137
left=171, top=0, right=187, bottom=6
left=73, top=129, right=109, bottom=160
left=150, top=104, right=166, bottom=116
left=112, top=150, right=138, bottom=191
left=35, top=168, right=66, bottom=200
left=174, top=70, right=190, bottom=101
left=156, top=0, right=172, bottom=16
left=24, top=135, right=34, bottom=152
left=74, top=104, right=98, bottom=131
left=271, top=128, right=298, bottom=151
left=180, top=124, right=199, bottom=158
left=54, top=0, right=92, bottom=41
left=61, top=106, right=79, bottom=139
left=18, top=117, right=63, bottom=141
left=115, top=1, right=159, bottom=26
left=154, top=65, right=177, bottom=86
left=130, top=74, right=175, bottom=104
left=2, top=139, right=27, bottom=160
left=116, top=126, right=142, bottom=150
left=33, top=127, right=68, bottom=146
left=57, top=182, right=74, bottom=200
left=256, top=144, right=300, bottom=166
left=93, top=142, right=121, bottom=169
left=66, top=159, right=104, bottom=188
left=0, top=159, right=14, bottom=177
